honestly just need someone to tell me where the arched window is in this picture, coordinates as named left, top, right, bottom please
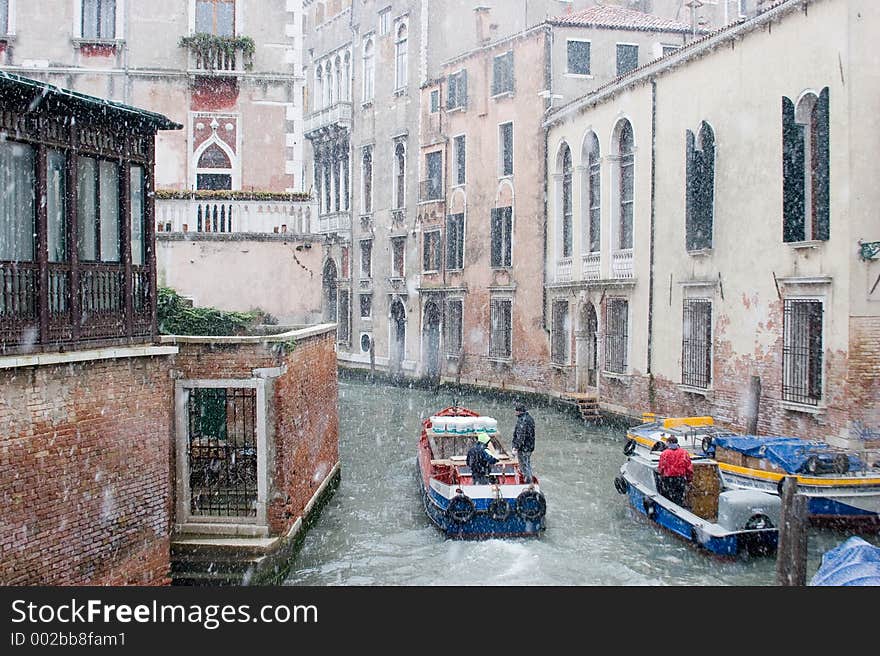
left=561, top=145, right=573, bottom=258
left=362, top=145, right=373, bottom=213
left=395, top=23, right=408, bottom=90
left=343, top=52, right=351, bottom=102
left=334, top=55, right=343, bottom=103
left=394, top=141, right=406, bottom=209
left=196, top=142, right=232, bottom=191
left=617, top=120, right=634, bottom=250
left=362, top=39, right=375, bottom=102
left=685, top=121, right=715, bottom=251
left=783, top=88, right=830, bottom=242
left=326, top=59, right=335, bottom=106
left=586, top=132, right=601, bottom=253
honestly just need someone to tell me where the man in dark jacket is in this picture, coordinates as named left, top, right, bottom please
left=512, top=402, right=536, bottom=484
left=466, top=431, right=498, bottom=485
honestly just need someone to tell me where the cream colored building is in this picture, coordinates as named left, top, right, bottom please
left=544, top=0, right=879, bottom=445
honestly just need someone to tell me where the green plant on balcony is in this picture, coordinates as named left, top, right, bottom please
left=154, top=189, right=312, bottom=202
left=178, top=33, right=256, bottom=71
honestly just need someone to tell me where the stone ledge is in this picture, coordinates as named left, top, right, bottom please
left=0, top=345, right=179, bottom=370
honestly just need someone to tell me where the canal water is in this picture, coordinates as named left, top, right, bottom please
left=284, top=378, right=875, bottom=586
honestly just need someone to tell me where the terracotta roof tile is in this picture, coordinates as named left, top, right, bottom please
left=549, top=5, right=693, bottom=33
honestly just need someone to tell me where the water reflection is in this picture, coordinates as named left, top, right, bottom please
left=284, top=379, right=877, bottom=586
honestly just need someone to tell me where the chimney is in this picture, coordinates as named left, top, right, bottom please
left=474, top=6, right=491, bottom=44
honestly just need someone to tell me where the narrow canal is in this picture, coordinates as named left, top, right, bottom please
left=284, top=377, right=871, bottom=586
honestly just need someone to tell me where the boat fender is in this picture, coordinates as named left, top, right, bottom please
left=447, top=493, right=476, bottom=524
left=613, top=475, right=628, bottom=495
left=650, top=441, right=667, bottom=453
left=804, top=456, right=821, bottom=475
left=515, top=489, right=547, bottom=522
left=643, top=497, right=657, bottom=519
left=488, top=497, right=511, bottom=522
left=701, top=436, right=715, bottom=456
left=623, top=440, right=637, bottom=456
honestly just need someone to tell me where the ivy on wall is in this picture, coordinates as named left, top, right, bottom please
left=178, top=33, right=256, bottom=71
left=158, top=286, right=264, bottom=336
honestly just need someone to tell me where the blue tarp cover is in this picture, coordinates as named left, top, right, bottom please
left=810, top=536, right=880, bottom=586
left=711, top=435, right=864, bottom=474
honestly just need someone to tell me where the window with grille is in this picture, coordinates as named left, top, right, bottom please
left=499, top=122, right=513, bottom=177
left=337, top=289, right=351, bottom=344
left=446, top=213, right=464, bottom=270
left=359, top=293, right=372, bottom=319
left=445, top=298, right=463, bottom=355
left=492, top=51, right=514, bottom=96
left=682, top=299, right=712, bottom=388
left=423, top=230, right=441, bottom=272
left=447, top=70, right=468, bottom=110
left=685, top=122, right=715, bottom=251
left=82, top=0, right=116, bottom=39
left=454, top=135, right=466, bottom=186
left=605, top=298, right=628, bottom=373
left=782, top=88, right=830, bottom=243
left=489, top=297, right=512, bottom=359
left=587, top=133, right=601, bottom=252
left=490, top=207, right=512, bottom=268
left=551, top=300, right=569, bottom=365
left=360, top=239, right=372, bottom=279
left=782, top=299, right=823, bottom=405
left=618, top=121, right=634, bottom=250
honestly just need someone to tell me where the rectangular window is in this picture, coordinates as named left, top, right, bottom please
left=378, top=6, right=391, bottom=35
left=338, top=289, right=351, bottom=344
left=616, top=43, right=638, bottom=76
left=605, top=298, right=628, bottom=374
left=1, top=0, right=8, bottom=34
left=682, top=299, right=712, bottom=388
left=661, top=44, right=680, bottom=57
left=423, top=230, right=441, bottom=272
left=99, top=160, right=120, bottom=262
left=76, top=157, right=98, bottom=261
left=446, top=213, right=464, bottom=270
left=446, top=70, right=467, bottom=110
left=82, top=0, right=116, bottom=39
left=430, top=89, right=439, bottom=113
left=685, top=125, right=715, bottom=251
left=196, top=0, right=235, bottom=37
left=567, top=40, right=591, bottom=75
left=0, top=141, right=35, bottom=261
left=130, top=165, right=145, bottom=266
left=739, top=0, right=748, bottom=17
left=391, top=236, right=405, bottom=277
left=782, top=299, right=823, bottom=405
left=424, top=151, right=442, bottom=200
left=499, top=122, right=513, bottom=177
left=492, top=51, right=514, bottom=96
left=359, top=293, right=372, bottom=319
left=489, top=297, right=512, bottom=359
left=76, top=157, right=119, bottom=262
left=394, top=24, right=408, bottom=90
left=551, top=300, right=570, bottom=365
left=360, top=239, right=372, bottom=278
left=490, top=207, right=512, bottom=268
left=47, top=150, right=67, bottom=263
left=454, top=135, right=466, bottom=186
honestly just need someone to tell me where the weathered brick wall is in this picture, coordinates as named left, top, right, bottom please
left=0, top=356, right=174, bottom=585
left=848, top=317, right=880, bottom=435
left=268, top=331, right=339, bottom=535
left=167, top=341, right=280, bottom=380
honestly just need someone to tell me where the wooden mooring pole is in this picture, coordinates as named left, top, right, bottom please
left=775, top=476, right=809, bottom=586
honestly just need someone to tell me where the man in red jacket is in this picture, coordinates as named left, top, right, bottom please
left=657, top=435, right=693, bottom=506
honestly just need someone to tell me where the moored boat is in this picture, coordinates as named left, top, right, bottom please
left=614, top=450, right=780, bottom=558
left=417, top=405, right=547, bottom=539
left=624, top=414, right=880, bottom=527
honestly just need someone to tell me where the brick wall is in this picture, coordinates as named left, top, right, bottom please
left=0, top=356, right=174, bottom=585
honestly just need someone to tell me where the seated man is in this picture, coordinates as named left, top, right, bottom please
left=466, top=431, right=499, bottom=485
left=657, top=435, right=693, bottom=506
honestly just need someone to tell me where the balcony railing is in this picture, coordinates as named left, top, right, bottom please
left=1, top=260, right=153, bottom=356
left=304, top=102, right=353, bottom=138
left=180, top=34, right=256, bottom=73
left=555, top=257, right=572, bottom=283
left=317, top=211, right=352, bottom=234
left=612, top=248, right=634, bottom=279
left=155, top=195, right=317, bottom=235
left=419, top=179, right=444, bottom=202
left=583, top=252, right=600, bottom=281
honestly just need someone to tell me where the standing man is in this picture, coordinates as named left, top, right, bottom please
left=512, top=402, right=536, bottom=484
left=657, top=435, right=693, bottom=506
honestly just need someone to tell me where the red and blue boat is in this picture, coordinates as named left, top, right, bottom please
left=417, top=405, right=546, bottom=539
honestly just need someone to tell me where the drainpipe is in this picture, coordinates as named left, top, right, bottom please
left=647, top=79, right=657, bottom=376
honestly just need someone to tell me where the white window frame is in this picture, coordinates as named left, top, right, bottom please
left=489, top=295, right=513, bottom=361
left=615, top=42, right=639, bottom=77
left=394, top=20, right=408, bottom=92
left=378, top=6, right=391, bottom=36
left=2, top=0, right=16, bottom=35
left=362, top=36, right=375, bottom=103
left=74, top=0, right=125, bottom=42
